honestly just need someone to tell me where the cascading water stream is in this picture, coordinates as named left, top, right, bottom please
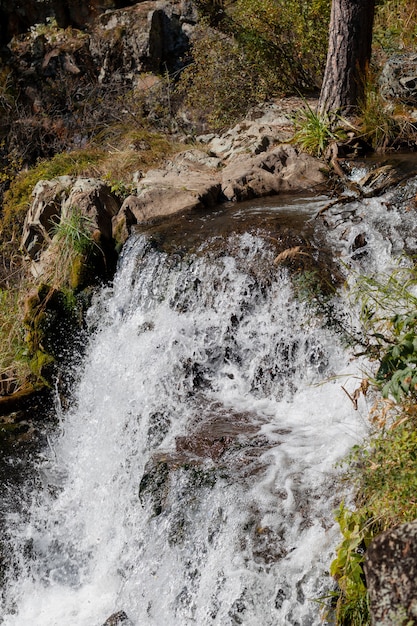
left=3, top=180, right=417, bottom=626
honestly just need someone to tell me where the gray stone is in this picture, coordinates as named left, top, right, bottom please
left=21, top=177, right=121, bottom=277
left=379, top=53, right=417, bottom=103
left=89, top=1, right=191, bottom=82
left=21, top=176, right=75, bottom=261
left=364, top=520, right=417, bottom=625
left=221, top=144, right=327, bottom=202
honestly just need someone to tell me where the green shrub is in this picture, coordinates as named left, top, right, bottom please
left=356, top=76, right=400, bottom=150
left=178, top=28, right=261, bottom=131
left=178, top=0, right=330, bottom=131
left=292, top=103, right=347, bottom=157
left=374, top=0, right=417, bottom=54
left=352, top=266, right=417, bottom=402
left=232, top=0, right=330, bottom=91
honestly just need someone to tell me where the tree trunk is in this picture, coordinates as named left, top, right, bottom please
left=318, top=0, right=375, bottom=113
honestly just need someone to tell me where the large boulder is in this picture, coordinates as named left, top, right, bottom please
left=364, top=520, right=417, bottom=625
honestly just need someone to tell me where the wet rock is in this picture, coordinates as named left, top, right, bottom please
left=364, top=520, right=417, bottom=625
left=112, top=151, right=222, bottom=244
left=357, top=164, right=407, bottom=197
left=175, top=433, right=233, bottom=461
left=139, top=459, right=170, bottom=516
left=102, top=611, right=132, bottom=626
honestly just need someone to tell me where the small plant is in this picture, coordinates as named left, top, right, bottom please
left=47, top=207, right=99, bottom=289
left=292, top=104, right=347, bottom=157
left=356, top=77, right=399, bottom=150
left=329, top=502, right=375, bottom=626
left=0, top=288, right=32, bottom=391
left=351, top=266, right=417, bottom=402
left=374, top=0, right=417, bottom=53
left=178, top=28, right=260, bottom=131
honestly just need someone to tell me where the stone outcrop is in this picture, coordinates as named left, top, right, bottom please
left=22, top=176, right=121, bottom=277
left=89, top=1, right=191, bottom=82
left=0, top=1, right=138, bottom=47
left=112, top=149, right=222, bottom=244
left=220, top=144, right=327, bottom=202
left=6, top=0, right=194, bottom=140
left=23, top=132, right=329, bottom=256
left=379, top=53, right=417, bottom=104
left=364, top=520, right=417, bottom=625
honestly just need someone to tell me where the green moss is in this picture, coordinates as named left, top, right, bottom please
left=1, top=148, right=106, bottom=240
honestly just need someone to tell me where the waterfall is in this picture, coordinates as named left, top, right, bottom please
left=3, top=185, right=414, bottom=626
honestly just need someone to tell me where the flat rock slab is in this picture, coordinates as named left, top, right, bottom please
left=221, top=144, right=327, bottom=202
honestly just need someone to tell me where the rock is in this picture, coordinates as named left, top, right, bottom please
left=102, top=611, right=132, bottom=626
left=64, top=178, right=120, bottom=241
left=21, top=176, right=75, bottom=262
left=379, top=53, right=417, bottom=103
left=7, top=1, right=193, bottom=124
left=89, top=1, right=191, bottom=83
left=357, top=163, right=408, bottom=197
left=221, top=144, right=327, bottom=202
left=364, top=520, right=417, bottom=625
left=112, top=151, right=222, bottom=244
left=21, top=177, right=120, bottom=279
left=206, top=117, right=292, bottom=162
left=0, top=1, right=138, bottom=46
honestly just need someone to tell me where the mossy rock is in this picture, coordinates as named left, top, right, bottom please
left=22, top=283, right=88, bottom=386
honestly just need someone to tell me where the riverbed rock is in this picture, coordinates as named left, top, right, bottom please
left=364, top=520, right=417, bottom=625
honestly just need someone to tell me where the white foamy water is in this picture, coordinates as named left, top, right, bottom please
left=1, top=222, right=371, bottom=626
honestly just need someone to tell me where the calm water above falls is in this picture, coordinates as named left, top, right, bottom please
left=2, top=185, right=417, bottom=626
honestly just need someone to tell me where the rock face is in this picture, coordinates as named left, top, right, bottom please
left=89, top=1, right=190, bottom=82
left=0, top=1, right=138, bottom=47
left=364, top=520, right=417, bottom=625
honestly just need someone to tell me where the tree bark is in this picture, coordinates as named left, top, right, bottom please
left=318, top=0, right=375, bottom=113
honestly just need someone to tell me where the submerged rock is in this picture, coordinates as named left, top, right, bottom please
left=102, top=610, right=132, bottom=626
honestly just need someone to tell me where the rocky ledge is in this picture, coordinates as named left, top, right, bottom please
left=22, top=102, right=329, bottom=266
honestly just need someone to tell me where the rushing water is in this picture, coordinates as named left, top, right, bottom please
left=2, top=182, right=417, bottom=626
